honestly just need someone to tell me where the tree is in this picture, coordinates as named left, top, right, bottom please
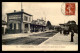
left=67, top=21, right=76, bottom=25
left=67, top=20, right=78, bottom=33
left=46, top=21, right=52, bottom=30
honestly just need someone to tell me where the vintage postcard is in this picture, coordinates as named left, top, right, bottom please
left=2, top=2, right=78, bottom=51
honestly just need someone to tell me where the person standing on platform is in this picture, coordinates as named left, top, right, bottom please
left=71, top=30, right=74, bottom=42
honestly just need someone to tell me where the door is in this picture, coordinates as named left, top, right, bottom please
left=9, top=23, right=12, bottom=29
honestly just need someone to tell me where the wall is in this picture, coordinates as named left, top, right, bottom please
left=7, top=13, right=22, bottom=33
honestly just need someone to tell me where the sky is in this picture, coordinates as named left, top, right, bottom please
left=2, top=2, right=78, bottom=25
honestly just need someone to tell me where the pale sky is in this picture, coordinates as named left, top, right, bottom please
left=2, top=2, right=78, bottom=25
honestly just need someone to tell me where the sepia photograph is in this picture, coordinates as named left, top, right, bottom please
left=2, top=2, right=78, bottom=51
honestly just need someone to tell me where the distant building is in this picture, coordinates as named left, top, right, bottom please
left=59, top=21, right=77, bottom=31
left=31, top=19, right=46, bottom=32
left=59, top=23, right=69, bottom=30
left=6, top=9, right=46, bottom=34
left=59, top=20, right=78, bottom=34
left=2, top=20, right=7, bottom=35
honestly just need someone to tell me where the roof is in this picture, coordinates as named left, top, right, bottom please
left=59, top=24, right=64, bottom=25
left=7, top=11, right=32, bottom=16
left=31, top=20, right=37, bottom=24
left=31, top=20, right=46, bottom=26
left=64, top=23, right=70, bottom=26
left=2, top=20, right=7, bottom=25
left=59, top=23, right=70, bottom=26
left=37, top=19, right=45, bottom=21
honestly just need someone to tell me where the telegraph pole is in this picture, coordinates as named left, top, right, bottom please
left=21, top=2, right=23, bottom=33
left=21, top=2, right=22, bottom=10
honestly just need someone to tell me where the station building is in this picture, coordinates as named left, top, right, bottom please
left=7, top=9, right=46, bottom=34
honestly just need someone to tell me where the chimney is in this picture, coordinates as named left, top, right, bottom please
left=21, top=9, right=24, bottom=12
left=14, top=10, right=16, bottom=12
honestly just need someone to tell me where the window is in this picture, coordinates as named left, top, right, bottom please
left=24, top=16, right=28, bottom=21
left=25, top=24, right=28, bottom=28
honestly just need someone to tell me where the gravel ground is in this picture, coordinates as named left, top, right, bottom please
left=2, top=37, right=48, bottom=45
left=2, top=31, right=57, bottom=45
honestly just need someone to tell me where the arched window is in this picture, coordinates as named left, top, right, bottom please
left=9, top=23, right=12, bottom=29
